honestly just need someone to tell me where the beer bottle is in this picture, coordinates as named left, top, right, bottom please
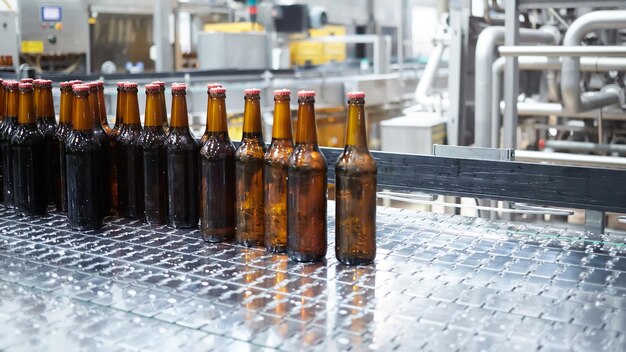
left=1, top=81, right=18, bottom=207
left=151, top=81, right=168, bottom=131
left=37, top=80, right=57, bottom=205
left=52, top=81, right=74, bottom=212
left=117, top=82, right=144, bottom=219
left=12, top=82, right=47, bottom=215
left=0, top=79, right=4, bottom=202
left=264, top=89, right=293, bottom=253
left=97, top=81, right=111, bottom=134
left=287, top=90, right=327, bottom=262
left=165, top=83, right=198, bottom=228
left=200, top=82, right=222, bottom=145
left=200, top=86, right=235, bottom=242
left=87, top=82, right=111, bottom=215
left=235, top=88, right=266, bottom=247
left=140, top=83, right=167, bottom=225
left=109, top=81, right=127, bottom=213
left=335, top=92, right=377, bottom=265
left=66, top=84, right=104, bottom=230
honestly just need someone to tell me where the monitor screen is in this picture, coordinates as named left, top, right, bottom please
left=41, top=6, right=62, bottom=22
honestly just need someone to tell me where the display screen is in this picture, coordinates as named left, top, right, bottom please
left=41, top=6, right=62, bottom=22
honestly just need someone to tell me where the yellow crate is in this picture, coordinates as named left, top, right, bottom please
left=290, top=25, right=346, bottom=66
left=203, top=22, right=264, bottom=33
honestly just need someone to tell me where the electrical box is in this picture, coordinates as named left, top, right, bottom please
left=0, top=11, right=18, bottom=70
left=197, top=32, right=268, bottom=70
left=380, top=113, right=447, bottom=155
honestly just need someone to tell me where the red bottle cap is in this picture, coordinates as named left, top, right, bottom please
left=73, top=84, right=89, bottom=92
left=87, top=81, right=99, bottom=91
left=40, top=80, right=52, bottom=87
left=171, top=83, right=187, bottom=91
left=273, top=89, right=291, bottom=96
left=116, top=81, right=126, bottom=88
left=206, top=83, right=221, bottom=90
left=96, top=81, right=104, bottom=88
left=347, top=91, right=365, bottom=99
left=244, top=88, right=261, bottom=95
left=18, top=82, right=33, bottom=90
left=60, top=81, right=74, bottom=88
left=33, top=79, right=43, bottom=86
left=297, top=90, right=316, bottom=98
left=145, top=83, right=160, bottom=91
left=7, top=80, right=19, bottom=88
left=152, top=81, right=165, bottom=87
left=210, top=87, right=226, bottom=95
left=20, top=78, right=33, bottom=84
left=124, top=82, right=138, bottom=89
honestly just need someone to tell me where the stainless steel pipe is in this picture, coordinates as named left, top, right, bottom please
left=498, top=46, right=626, bottom=57
left=543, top=140, right=626, bottom=154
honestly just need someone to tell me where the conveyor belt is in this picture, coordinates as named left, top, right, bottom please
left=0, top=204, right=625, bottom=351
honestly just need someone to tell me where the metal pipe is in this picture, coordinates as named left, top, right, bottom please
left=543, top=140, right=626, bottom=154
left=475, top=26, right=557, bottom=147
left=562, top=10, right=626, bottom=113
left=499, top=46, right=626, bottom=57
left=516, top=150, right=626, bottom=169
left=415, top=42, right=445, bottom=110
left=491, top=56, right=626, bottom=146
left=513, top=102, right=626, bottom=120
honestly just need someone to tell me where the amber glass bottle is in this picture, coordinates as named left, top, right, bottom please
left=1, top=81, right=19, bottom=207
left=66, top=84, right=104, bottom=230
left=235, top=88, right=267, bottom=246
left=140, top=84, right=168, bottom=225
left=87, top=82, right=111, bottom=215
left=0, top=79, right=4, bottom=202
left=37, top=80, right=57, bottom=205
left=151, top=81, right=168, bottom=131
left=12, top=82, right=48, bottom=215
left=263, top=89, right=293, bottom=253
left=52, top=81, right=74, bottom=212
left=97, top=81, right=111, bottom=134
left=109, top=81, right=126, bottom=213
left=117, top=82, right=144, bottom=219
left=200, top=87, right=236, bottom=242
left=200, top=83, right=222, bottom=145
left=335, top=92, right=377, bottom=265
left=287, top=90, right=327, bottom=262
left=33, top=79, right=41, bottom=119
left=165, top=83, right=198, bottom=228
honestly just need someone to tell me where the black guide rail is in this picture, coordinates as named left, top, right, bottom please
left=320, top=147, right=626, bottom=214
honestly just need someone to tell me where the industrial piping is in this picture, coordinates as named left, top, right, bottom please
left=561, top=10, right=626, bottom=113
left=474, top=26, right=557, bottom=147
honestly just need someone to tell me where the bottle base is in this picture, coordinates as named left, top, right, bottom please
left=337, top=256, right=375, bottom=266
left=69, top=222, right=104, bottom=231
left=168, top=222, right=198, bottom=229
left=236, top=239, right=263, bottom=248
left=202, top=234, right=234, bottom=243
left=288, top=251, right=325, bottom=263
left=266, top=245, right=287, bottom=254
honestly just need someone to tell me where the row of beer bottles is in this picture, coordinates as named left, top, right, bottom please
left=0, top=79, right=377, bottom=265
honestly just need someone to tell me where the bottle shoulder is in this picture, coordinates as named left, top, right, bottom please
left=11, top=124, right=44, bottom=145
left=336, top=147, right=377, bottom=174
left=139, top=127, right=167, bottom=148
left=288, top=143, right=327, bottom=170
left=118, top=125, right=142, bottom=145
left=37, top=118, right=57, bottom=137
left=264, top=141, right=294, bottom=165
left=235, top=138, right=266, bottom=160
left=66, top=131, right=102, bottom=153
left=164, top=128, right=197, bottom=151
left=53, top=124, right=72, bottom=141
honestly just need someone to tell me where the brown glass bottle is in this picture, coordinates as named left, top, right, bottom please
left=200, top=83, right=222, bottom=145
left=287, top=90, right=327, bottom=262
left=335, top=92, right=377, bottom=265
left=1, top=81, right=19, bottom=207
left=165, top=84, right=198, bottom=228
left=235, top=88, right=267, bottom=247
left=109, top=81, right=126, bottom=213
left=66, top=84, right=104, bottom=230
left=87, top=82, right=111, bottom=216
left=200, top=87, right=236, bottom=242
left=11, top=83, right=48, bottom=215
left=0, top=79, right=4, bottom=203
left=97, top=81, right=111, bottom=134
left=37, top=80, right=57, bottom=205
left=117, top=82, right=144, bottom=219
left=52, top=81, right=74, bottom=212
left=264, top=89, right=293, bottom=253
left=151, top=81, right=169, bottom=131
left=33, top=79, right=41, bottom=120
left=140, top=84, right=168, bottom=225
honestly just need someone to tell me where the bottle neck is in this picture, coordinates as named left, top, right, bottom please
left=144, top=92, right=162, bottom=127
left=345, top=101, right=368, bottom=149
left=170, top=92, right=189, bottom=128
left=0, top=86, right=5, bottom=120
left=295, top=101, right=318, bottom=144
left=34, top=86, right=41, bottom=118
left=6, top=89, right=18, bottom=119
left=272, top=98, right=292, bottom=140
left=72, top=94, right=92, bottom=131
left=88, top=90, right=102, bottom=129
left=124, top=90, right=141, bottom=126
left=115, top=89, right=126, bottom=126
left=18, top=90, right=36, bottom=125
left=159, top=89, right=167, bottom=125
left=242, top=95, right=263, bottom=139
left=208, top=96, right=228, bottom=133
left=40, top=87, right=55, bottom=120
left=59, top=89, right=72, bottom=124
left=98, top=88, right=107, bottom=126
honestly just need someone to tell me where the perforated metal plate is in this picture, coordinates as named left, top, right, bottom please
left=0, top=204, right=625, bottom=351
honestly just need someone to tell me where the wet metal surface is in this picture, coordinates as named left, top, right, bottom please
left=0, top=204, right=625, bottom=351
